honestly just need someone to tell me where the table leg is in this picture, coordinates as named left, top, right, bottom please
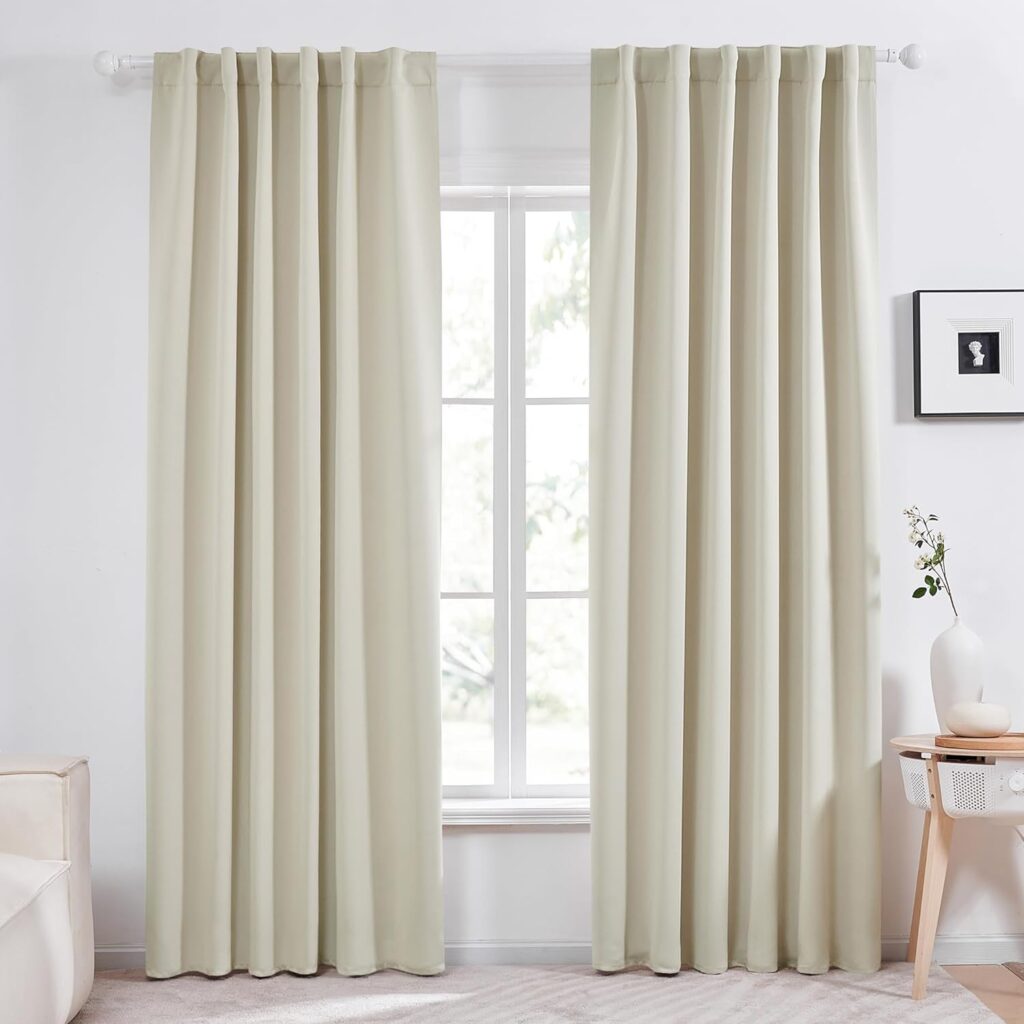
left=911, top=757, right=954, bottom=1001
left=907, top=808, right=931, bottom=963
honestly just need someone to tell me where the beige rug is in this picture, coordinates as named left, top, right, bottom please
left=79, top=963, right=999, bottom=1023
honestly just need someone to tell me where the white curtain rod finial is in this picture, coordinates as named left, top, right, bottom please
left=93, top=50, right=119, bottom=76
left=899, top=43, right=926, bottom=70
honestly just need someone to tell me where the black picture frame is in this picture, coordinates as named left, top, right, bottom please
left=913, top=289, right=1024, bottom=418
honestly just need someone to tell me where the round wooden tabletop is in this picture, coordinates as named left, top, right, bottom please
left=890, top=734, right=1022, bottom=757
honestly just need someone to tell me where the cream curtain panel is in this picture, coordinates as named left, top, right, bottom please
left=147, top=47, right=443, bottom=978
left=590, top=45, right=880, bottom=975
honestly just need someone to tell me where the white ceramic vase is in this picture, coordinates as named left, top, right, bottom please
left=930, top=617, right=984, bottom=733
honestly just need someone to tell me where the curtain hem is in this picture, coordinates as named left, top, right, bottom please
left=145, top=958, right=447, bottom=980
left=593, top=956, right=883, bottom=976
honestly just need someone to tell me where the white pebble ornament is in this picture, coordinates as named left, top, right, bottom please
left=945, top=701, right=1011, bottom=738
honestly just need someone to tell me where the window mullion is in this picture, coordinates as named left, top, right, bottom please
left=508, top=196, right=528, bottom=799
left=492, top=200, right=512, bottom=800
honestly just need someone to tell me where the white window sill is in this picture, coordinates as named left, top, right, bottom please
left=442, top=798, right=590, bottom=827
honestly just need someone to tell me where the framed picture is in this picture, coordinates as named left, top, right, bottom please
left=913, top=289, right=1024, bottom=417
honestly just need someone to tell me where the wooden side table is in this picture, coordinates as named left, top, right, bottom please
left=890, top=734, right=1022, bottom=1000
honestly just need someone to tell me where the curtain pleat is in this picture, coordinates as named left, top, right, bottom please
left=147, top=47, right=443, bottom=979
left=590, top=44, right=880, bottom=975
left=728, top=46, right=781, bottom=972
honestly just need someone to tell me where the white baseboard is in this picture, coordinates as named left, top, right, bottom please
left=882, top=934, right=1024, bottom=965
left=98, top=936, right=1024, bottom=973
left=96, top=945, right=146, bottom=971
left=445, top=941, right=592, bottom=965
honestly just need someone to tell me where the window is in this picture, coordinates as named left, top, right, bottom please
left=441, top=188, right=590, bottom=800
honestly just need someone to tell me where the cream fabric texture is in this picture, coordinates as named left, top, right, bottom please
left=590, top=45, right=881, bottom=975
left=0, top=757, right=94, bottom=1022
left=147, top=48, right=443, bottom=979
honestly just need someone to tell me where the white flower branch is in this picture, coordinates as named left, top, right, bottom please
left=903, top=506, right=959, bottom=617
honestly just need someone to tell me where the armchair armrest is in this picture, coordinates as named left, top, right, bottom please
left=0, top=755, right=95, bottom=1018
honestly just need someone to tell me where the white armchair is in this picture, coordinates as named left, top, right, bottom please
left=0, top=756, right=94, bottom=1023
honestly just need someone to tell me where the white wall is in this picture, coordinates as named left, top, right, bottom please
left=3, top=0, right=1024, bottom=965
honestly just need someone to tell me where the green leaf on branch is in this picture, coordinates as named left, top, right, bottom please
left=913, top=587, right=927, bottom=598
left=924, top=575, right=935, bottom=586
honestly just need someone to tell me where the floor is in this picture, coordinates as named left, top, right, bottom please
left=79, top=962, right=1007, bottom=1023
left=948, top=965, right=1024, bottom=1023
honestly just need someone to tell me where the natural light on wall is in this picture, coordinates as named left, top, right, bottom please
left=440, top=189, right=590, bottom=799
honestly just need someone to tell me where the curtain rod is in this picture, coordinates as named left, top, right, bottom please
left=93, top=45, right=925, bottom=77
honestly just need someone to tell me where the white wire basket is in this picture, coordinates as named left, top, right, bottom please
left=899, top=750, right=1024, bottom=839
left=899, top=752, right=931, bottom=811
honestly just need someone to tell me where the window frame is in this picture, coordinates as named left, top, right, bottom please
left=441, top=186, right=590, bottom=802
